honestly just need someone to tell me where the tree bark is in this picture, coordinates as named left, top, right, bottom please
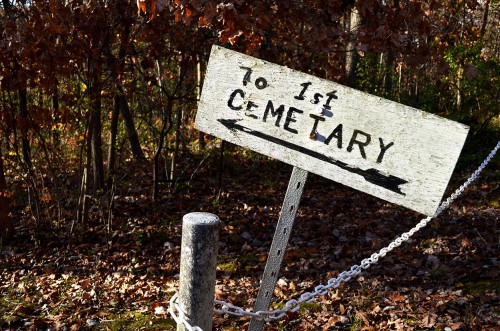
left=105, top=21, right=146, bottom=162
left=197, top=55, right=205, bottom=150
left=91, top=95, right=104, bottom=192
left=107, top=94, right=120, bottom=184
left=152, top=98, right=173, bottom=201
left=118, top=91, right=145, bottom=160
left=216, top=140, right=225, bottom=200
left=383, top=51, right=395, bottom=97
left=1, top=0, right=12, bottom=14
left=480, top=0, right=490, bottom=39
left=52, top=82, right=60, bottom=148
left=479, top=0, right=490, bottom=39
left=89, top=64, right=104, bottom=192
left=115, top=19, right=145, bottom=161
left=19, top=88, right=32, bottom=169
left=0, top=141, right=13, bottom=243
left=77, top=113, right=93, bottom=225
left=345, top=7, right=360, bottom=88
left=456, top=68, right=463, bottom=112
left=170, top=106, right=182, bottom=182
left=383, top=0, right=398, bottom=97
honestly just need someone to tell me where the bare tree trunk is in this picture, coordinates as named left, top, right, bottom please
left=118, top=92, right=145, bottom=160
left=115, top=19, right=145, bottom=161
left=52, top=80, right=60, bottom=148
left=383, top=0, right=399, bottom=98
left=456, top=68, right=463, bottom=112
left=19, top=88, right=32, bottom=169
left=91, top=94, right=104, bottom=192
left=480, top=0, right=491, bottom=39
left=152, top=99, right=173, bottom=201
left=105, top=20, right=145, bottom=162
left=107, top=94, right=120, bottom=185
left=152, top=57, right=188, bottom=200
left=0, top=141, right=13, bottom=244
left=18, top=88, right=43, bottom=226
left=170, top=103, right=182, bottom=182
left=75, top=167, right=89, bottom=228
left=345, top=7, right=360, bottom=88
left=169, top=60, right=186, bottom=183
left=197, top=55, right=205, bottom=150
left=383, top=51, right=395, bottom=97
left=89, top=59, right=105, bottom=192
left=80, top=113, right=93, bottom=225
left=1, top=0, right=12, bottom=11
left=216, top=140, right=225, bottom=200
left=73, top=93, right=89, bottom=229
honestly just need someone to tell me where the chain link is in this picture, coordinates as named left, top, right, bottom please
left=169, top=140, right=500, bottom=330
left=169, top=293, right=204, bottom=331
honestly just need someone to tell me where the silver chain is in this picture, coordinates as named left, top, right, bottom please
left=169, top=293, right=204, bottom=331
left=169, top=140, right=500, bottom=329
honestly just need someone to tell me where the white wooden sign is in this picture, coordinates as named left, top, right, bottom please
left=195, top=46, right=469, bottom=216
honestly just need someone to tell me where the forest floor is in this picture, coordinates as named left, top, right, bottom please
left=1, top=142, right=500, bottom=331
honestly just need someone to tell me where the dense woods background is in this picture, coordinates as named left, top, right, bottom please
left=0, top=0, right=499, bottom=241
left=0, top=0, right=499, bottom=330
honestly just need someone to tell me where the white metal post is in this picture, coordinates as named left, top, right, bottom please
left=249, top=167, right=308, bottom=330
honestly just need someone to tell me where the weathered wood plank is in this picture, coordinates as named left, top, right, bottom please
left=195, top=46, right=469, bottom=216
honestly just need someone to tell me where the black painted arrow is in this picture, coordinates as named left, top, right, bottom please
left=218, top=118, right=408, bottom=195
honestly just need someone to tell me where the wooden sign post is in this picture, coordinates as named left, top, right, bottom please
left=195, top=45, right=469, bottom=330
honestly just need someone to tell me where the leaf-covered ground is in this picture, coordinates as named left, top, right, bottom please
left=1, top=146, right=499, bottom=331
